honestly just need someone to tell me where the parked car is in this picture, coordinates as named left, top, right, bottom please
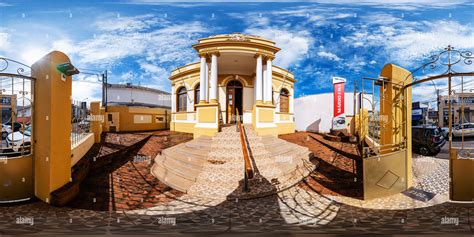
left=439, top=127, right=449, bottom=140
left=412, top=126, right=446, bottom=156
left=452, top=123, right=474, bottom=137
left=6, top=126, right=31, bottom=152
left=3, top=122, right=24, bottom=132
left=1, top=124, right=12, bottom=139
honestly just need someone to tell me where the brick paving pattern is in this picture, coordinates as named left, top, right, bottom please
left=0, top=131, right=472, bottom=235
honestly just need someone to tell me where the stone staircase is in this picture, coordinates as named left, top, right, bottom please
left=151, top=125, right=317, bottom=199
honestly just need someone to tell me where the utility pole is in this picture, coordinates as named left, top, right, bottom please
left=105, top=70, right=108, bottom=112
left=436, top=89, right=440, bottom=127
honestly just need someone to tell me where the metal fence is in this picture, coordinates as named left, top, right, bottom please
left=71, top=100, right=90, bottom=146
left=0, top=58, right=35, bottom=157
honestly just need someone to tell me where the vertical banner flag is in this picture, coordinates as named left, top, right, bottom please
left=332, top=77, right=346, bottom=130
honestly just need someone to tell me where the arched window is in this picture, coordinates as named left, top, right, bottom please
left=194, top=83, right=200, bottom=109
left=280, top=88, right=289, bottom=113
left=177, top=87, right=187, bottom=112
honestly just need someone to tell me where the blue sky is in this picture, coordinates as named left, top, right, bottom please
left=0, top=0, right=473, bottom=106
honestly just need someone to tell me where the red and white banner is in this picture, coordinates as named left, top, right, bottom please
left=333, top=82, right=345, bottom=117
left=332, top=77, right=346, bottom=130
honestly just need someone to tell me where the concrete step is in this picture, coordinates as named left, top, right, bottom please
left=157, top=155, right=203, bottom=181
left=151, top=161, right=195, bottom=193
left=163, top=146, right=208, bottom=161
left=185, top=138, right=213, bottom=149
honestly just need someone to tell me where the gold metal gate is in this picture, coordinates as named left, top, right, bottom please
left=357, top=45, right=474, bottom=201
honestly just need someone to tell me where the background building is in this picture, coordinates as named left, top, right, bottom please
left=412, top=101, right=430, bottom=126
left=106, top=83, right=171, bottom=108
left=295, top=92, right=373, bottom=133
left=102, top=83, right=171, bottom=132
left=438, top=92, right=474, bottom=127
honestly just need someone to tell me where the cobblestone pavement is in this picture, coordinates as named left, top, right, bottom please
left=0, top=131, right=472, bottom=236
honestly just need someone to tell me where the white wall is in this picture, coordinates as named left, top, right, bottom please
left=107, top=87, right=171, bottom=108
left=295, top=92, right=373, bottom=133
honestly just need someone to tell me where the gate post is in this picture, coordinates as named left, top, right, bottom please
left=90, top=101, right=102, bottom=143
left=32, top=51, right=73, bottom=203
left=380, top=64, right=413, bottom=187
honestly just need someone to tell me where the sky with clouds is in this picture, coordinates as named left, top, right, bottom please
left=0, top=0, right=473, bottom=106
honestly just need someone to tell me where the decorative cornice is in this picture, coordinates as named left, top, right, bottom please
left=227, top=33, right=251, bottom=42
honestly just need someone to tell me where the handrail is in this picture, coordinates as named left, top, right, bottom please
left=236, top=108, right=254, bottom=191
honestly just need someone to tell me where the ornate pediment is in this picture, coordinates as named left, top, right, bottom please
left=227, top=33, right=250, bottom=42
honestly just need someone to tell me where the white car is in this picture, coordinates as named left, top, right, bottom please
left=6, top=126, right=31, bottom=152
left=1, top=124, right=12, bottom=139
left=452, top=123, right=474, bottom=137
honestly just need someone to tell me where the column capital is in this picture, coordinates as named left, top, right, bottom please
left=197, top=52, right=209, bottom=58
left=209, top=51, right=220, bottom=57
left=264, top=54, right=275, bottom=61
left=254, top=53, right=274, bottom=61
left=198, top=51, right=220, bottom=58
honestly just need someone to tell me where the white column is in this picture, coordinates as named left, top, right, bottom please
left=210, top=53, right=218, bottom=103
left=204, top=62, right=209, bottom=102
left=255, top=54, right=263, bottom=103
left=171, top=87, right=175, bottom=113
left=265, top=58, right=273, bottom=104
left=199, top=56, right=206, bottom=103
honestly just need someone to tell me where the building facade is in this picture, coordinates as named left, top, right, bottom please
left=438, top=92, right=474, bottom=127
left=412, top=101, right=430, bottom=126
left=170, top=34, right=295, bottom=137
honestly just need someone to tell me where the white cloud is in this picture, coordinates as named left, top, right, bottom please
left=72, top=15, right=208, bottom=68
left=244, top=28, right=313, bottom=68
left=343, top=19, right=474, bottom=68
left=72, top=74, right=102, bottom=102
left=0, top=32, right=9, bottom=51
left=95, top=14, right=164, bottom=32
left=385, top=20, right=474, bottom=66
left=317, top=51, right=342, bottom=61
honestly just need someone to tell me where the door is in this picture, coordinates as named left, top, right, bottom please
left=227, top=88, right=235, bottom=123
left=107, top=112, right=120, bottom=132
left=226, top=80, right=243, bottom=124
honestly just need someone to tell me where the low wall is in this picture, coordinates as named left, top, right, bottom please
left=71, top=133, right=94, bottom=167
left=295, top=93, right=372, bottom=133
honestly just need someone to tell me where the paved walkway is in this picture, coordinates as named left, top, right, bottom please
left=0, top=131, right=472, bottom=235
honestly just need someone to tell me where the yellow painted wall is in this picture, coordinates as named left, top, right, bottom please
left=278, top=113, right=291, bottom=121
left=90, top=101, right=102, bottom=143
left=174, top=122, right=196, bottom=133
left=277, top=123, right=295, bottom=135
left=32, top=51, right=72, bottom=203
left=198, top=107, right=217, bottom=123
left=104, top=105, right=170, bottom=132
left=258, top=108, right=274, bottom=123
left=175, top=113, right=189, bottom=121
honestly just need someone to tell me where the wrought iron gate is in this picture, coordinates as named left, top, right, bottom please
left=357, top=45, right=474, bottom=201
left=0, top=58, right=35, bottom=203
